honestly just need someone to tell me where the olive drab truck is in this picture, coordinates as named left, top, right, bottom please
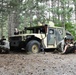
left=9, top=22, right=65, bottom=53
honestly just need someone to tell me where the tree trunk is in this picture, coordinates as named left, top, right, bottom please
left=51, top=0, right=56, bottom=22
left=75, top=5, right=76, bottom=21
left=67, top=0, right=70, bottom=22
left=8, top=12, right=15, bottom=37
left=61, top=0, right=66, bottom=27
left=8, top=9, right=20, bottom=37
left=1, top=13, right=3, bottom=38
left=73, top=0, right=76, bottom=22
left=57, top=0, right=60, bottom=21
left=0, top=0, right=3, bottom=38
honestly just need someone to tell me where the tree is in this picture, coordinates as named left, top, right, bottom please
left=0, top=0, right=76, bottom=39
left=73, top=0, right=76, bottom=21
left=7, top=0, right=23, bottom=36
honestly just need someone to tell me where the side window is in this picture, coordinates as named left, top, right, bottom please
left=47, top=28, right=55, bottom=45
left=49, top=29, right=54, bottom=34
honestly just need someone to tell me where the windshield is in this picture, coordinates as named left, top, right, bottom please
left=20, top=26, right=47, bottom=34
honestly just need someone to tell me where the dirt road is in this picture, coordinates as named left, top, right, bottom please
left=0, top=52, right=76, bottom=75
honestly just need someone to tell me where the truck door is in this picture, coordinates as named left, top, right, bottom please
left=47, top=28, right=56, bottom=46
left=55, top=28, right=65, bottom=44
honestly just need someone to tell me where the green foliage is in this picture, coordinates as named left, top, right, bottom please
left=9, top=0, right=22, bottom=7
left=65, top=22, right=73, bottom=30
left=0, top=0, right=76, bottom=40
left=65, top=22, right=76, bottom=40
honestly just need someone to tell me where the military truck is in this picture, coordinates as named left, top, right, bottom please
left=9, top=23, right=66, bottom=53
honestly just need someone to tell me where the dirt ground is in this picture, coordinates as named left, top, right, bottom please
left=0, top=51, right=76, bottom=75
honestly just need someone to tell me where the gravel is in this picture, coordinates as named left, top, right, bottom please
left=0, top=52, right=76, bottom=75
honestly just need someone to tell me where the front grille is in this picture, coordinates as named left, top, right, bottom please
left=10, top=36, right=22, bottom=41
left=9, top=36, right=22, bottom=47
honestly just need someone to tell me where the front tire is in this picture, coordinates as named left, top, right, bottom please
left=26, top=40, right=40, bottom=53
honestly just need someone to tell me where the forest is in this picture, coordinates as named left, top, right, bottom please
left=0, top=0, right=76, bottom=39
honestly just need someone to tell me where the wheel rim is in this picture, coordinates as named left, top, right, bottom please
left=32, top=44, right=39, bottom=53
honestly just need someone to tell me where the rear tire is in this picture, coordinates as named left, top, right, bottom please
left=25, top=40, right=40, bottom=53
